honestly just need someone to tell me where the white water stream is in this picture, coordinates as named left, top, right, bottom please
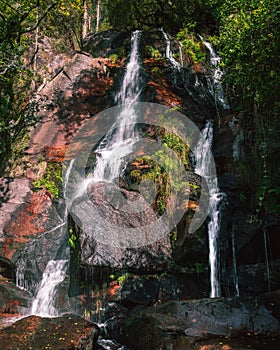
left=30, top=259, right=68, bottom=317
left=231, top=224, right=240, bottom=296
left=161, top=29, right=181, bottom=71
left=22, top=31, right=228, bottom=325
left=90, top=30, right=142, bottom=183
left=198, top=35, right=229, bottom=110
left=194, top=120, right=223, bottom=298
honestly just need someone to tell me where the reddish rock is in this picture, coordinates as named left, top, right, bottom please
left=1, top=189, right=52, bottom=261
left=0, top=314, right=99, bottom=350
left=44, top=145, right=69, bottom=162
left=0, top=278, right=31, bottom=321
left=147, top=79, right=182, bottom=106
left=27, top=54, right=114, bottom=160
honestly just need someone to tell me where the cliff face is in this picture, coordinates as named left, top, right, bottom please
left=0, top=29, right=279, bottom=323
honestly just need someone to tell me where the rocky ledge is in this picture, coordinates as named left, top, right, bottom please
left=0, top=314, right=99, bottom=350
left=107, top=296, right=280, bottom=349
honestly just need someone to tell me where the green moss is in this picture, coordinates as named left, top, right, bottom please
left=117, top=272, right=132, bottom=286
left=177, top=28, right=206, bottom=64
left=145, top=45, right=161, bottom=59
left=151, top=67, right=161, bottom=75
left=109, top=53, right=119, bottom=64
left=33, top=162, right=62, bottom=198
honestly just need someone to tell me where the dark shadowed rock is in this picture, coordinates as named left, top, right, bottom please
left=83, top=30, right=130, bottom=58
left=0, top=278, right=31, bottom=321
left=71, top=181, right=172, bottom=272
left=111, top=297, right=280, bottom=349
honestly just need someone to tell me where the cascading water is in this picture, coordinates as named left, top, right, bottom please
left=161, top=29, right=181, bottom=72
left=30, top=259, right=68, bottom=317
left=194, top=120, right=223, bottom=298
left=161, top=29, right=181, bottom=85
left=263, top=227, right=271, bottom=292
left=231, top=224, right=240, bottom=296
left=89, top=30, right=142, bottom=183
left=198, top=35, right=229, bottom=110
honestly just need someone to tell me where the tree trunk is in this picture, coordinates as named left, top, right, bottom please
left=82, top=0, right=89, bottom=39
left=96, top=0, right=101, bottom=33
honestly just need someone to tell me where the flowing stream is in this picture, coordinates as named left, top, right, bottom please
left=90, top=30, right=142, bottom=183
left=231, top=224, right=240, bottom=296
left=194, top=120, right=223, bottom=298
left=161, top=29, right=181, bottom=71
left=263, top=227, right=271, bottom=292
left=30, top=259, right=68, bottom=317
left=198, top=35, right=229, bottom=110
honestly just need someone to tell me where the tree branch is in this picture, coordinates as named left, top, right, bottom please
left=1, top=0, right=21, bottom=15
left=0, top=12, right=7, bottom=21
left=21, top=2, right=57, bottom=34
left=20, top=1, right=40, bottom=23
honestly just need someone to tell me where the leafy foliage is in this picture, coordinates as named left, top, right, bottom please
left=33, top=162, right=62, bottom=198
left=216, top=0, right=280, bottom=110
left=105, top=0, right=217, bottom=34
left=177, top=28, right=206, bottom=63
left=129, top=127, right=190, bottom=216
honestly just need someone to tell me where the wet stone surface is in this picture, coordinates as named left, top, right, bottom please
left=0, top=314, right=99, bottom=350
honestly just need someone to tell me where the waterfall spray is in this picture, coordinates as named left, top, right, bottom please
left=198, top=35, right=229, bottom=110
left=194, top=120, right=223, bottom=298
left=89, top=30, right=142, bottom=183
left=263, top=227, right=271, bottom=292
left=232, top=224, right=240, bottom=296
left=31, top=259, right=68, bottom=317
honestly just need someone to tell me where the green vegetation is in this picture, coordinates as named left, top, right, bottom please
left=105, top=0, right=217, bottom=34
left=145, top=45, right=161, bottom=59
left=68, top=226, right=78, bottom=248
left=33, top=162, right=62, bottom=198
left=0, top=0, right=279, bottom=220
left=215, top=0, right=279, bottom=110
left=109, top=53, right=119, bottom=64
left=117, top=272, right=132, bottom=286
left=129, top=127, right=190, bottom=216
left=177, top=29, right=206, bottom=63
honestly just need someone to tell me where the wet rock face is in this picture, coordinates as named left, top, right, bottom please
left=0, top=278, right=31, bottom=318
left=71, top=181, right=172, bottom=271
left=0, top=183, right=54, bottom=262
left=0, top=314, right=99, bottom=350
left=83, top=30, right=130, bottom=58
left=111, top=298, right=280, bottom=350
left=14, top=222, right=69, bottom=294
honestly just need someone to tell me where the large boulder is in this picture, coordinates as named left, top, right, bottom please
left=110, top=297, right=280, bottom=349
left=0, top=314, right=99, bottom=350
left=71, top=181, right=172, bottom=271
left=0, top=278, right=31, bottom=321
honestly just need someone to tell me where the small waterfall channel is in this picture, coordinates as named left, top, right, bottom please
left=198, top=35, right=229, bottom=110
left=161, top=28, right=181, bottom=71
left=31, top=260, right=68, bottom=317
left=194, top=120, right=223, bottom=298
left=88, top=30, right=142, bottom=183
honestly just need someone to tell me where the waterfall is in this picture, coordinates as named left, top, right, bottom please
left=64, top=158, right=75, bottom=192
left=194, top=120, right=223, bottom=298
left=161, top=28, right=181, bottom=81
left=30, top=259, right=68, bottom=317
left=16, top=269, right=30, bottom=291
left=198, top=35, right=229, bottom=110
left=231, top=224, right=240, bottom=296
left=89, top=30, right=142, bottom=183
left=263, top=227, right=271, bottom=292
